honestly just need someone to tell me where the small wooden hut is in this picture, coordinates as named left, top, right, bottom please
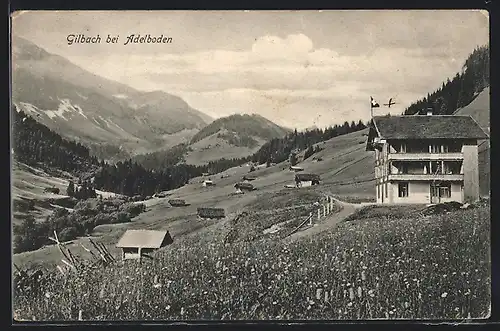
left=295, top=173, right=321, bottom=187
left=116, top=230, right=173, bottom=261
left=197, top=207, right=226, bottom=219
left=234, top=182, right=255, bottom=193
left=168, top=199, right=188, bottom=207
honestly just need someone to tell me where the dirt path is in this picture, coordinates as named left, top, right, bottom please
left=284, top=197, right=366, bottom=242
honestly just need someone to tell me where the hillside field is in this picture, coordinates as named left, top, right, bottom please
left=13, top=129, right=375, bottom=268
left=14, top=200, right=490, bottom=320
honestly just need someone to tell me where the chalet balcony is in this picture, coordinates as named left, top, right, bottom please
left=388, top=173, right=464, bottom=181
left=388, top=153, right=463, bottom=161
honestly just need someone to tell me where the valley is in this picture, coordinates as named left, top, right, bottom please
left=10, top=27, right=490, bottom=321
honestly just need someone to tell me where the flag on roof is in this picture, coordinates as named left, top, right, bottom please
left=371, top=97, right=380, bottom=108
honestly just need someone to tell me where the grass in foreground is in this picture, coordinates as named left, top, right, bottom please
left=14, top=203, right=490, bottom=321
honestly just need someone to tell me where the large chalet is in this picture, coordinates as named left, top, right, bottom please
left=366, top=112, right=488, bottom=204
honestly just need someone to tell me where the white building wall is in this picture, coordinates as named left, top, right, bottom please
left=390, top=181, right=430, bottom=204
left=462, top=142, right=480, bottom=202
left=300, top=181, right=313, bottom=187
left=439, top=182, right=464, bottom=203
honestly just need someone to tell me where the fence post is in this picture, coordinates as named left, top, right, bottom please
left=323, top=205, right=327, bottom=217
left=317, top=209, right=321, bottom=220
left=78, top=310, right=83, bottom=321
left=309, top=212, right=312, bottom=226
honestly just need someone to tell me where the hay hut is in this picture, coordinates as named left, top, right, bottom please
left=197, top=207, right=225, bottom=219
left=295, top=173, right=321, bottom=187
left=168, top=199, right=188, bottom=207
left=234, top=182, right=255, bottom=193
left=116, top=230, right=173, bottom=261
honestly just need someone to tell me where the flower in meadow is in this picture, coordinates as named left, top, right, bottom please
left=347, top=302, right=353, bottom=307
left=357, top=286, right=362, bottom=298
left=361, top=271, right=366, bottom=281
left=349, top=288, right=355, bottom=300
left=441, top=292, right=448, bottom=298
left=166, top=305, right=171, bottom=310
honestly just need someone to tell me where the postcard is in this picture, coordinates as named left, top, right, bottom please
left=11, top=10, right=490, bottom=321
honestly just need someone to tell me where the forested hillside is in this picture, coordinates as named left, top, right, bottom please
left=134, top=119, right=367, bottom=172
left=12, top=108, right=100, bottom=174
left=189, top=114, right=289, bottom=147
left=404, top=45, right=489, bottom=115
left=251, top=120, right=367, bottom=165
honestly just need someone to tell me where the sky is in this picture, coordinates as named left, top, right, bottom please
left=12, top=10, right=489, bottom=129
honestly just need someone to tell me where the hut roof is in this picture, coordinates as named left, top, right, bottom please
left=235, top=182, right=255, bottom=190
left=116, top=230, right=170, bottom=249
left=295, top=173, right=320, bottom=181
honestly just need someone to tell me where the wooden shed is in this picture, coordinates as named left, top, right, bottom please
left=197, top=207, right=226, bottom=219
left=234, top=182, right=255, bottom=193
left=295, top=173, right=321, bottom=187
left=116, top=230, right=173, bottom=261
left=168, top=199, right=188, bottom=207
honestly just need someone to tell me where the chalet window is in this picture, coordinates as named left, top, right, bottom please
left=377, top=185, right=380, bottom=199
left=448, top=142, right=462, bottom=153
left=398, top=182, right=409, bottom=198
left=442, top=145, right=449, bottom=153
left=398, top=143, right=407, bottom=153
left=430, top=144, right=441, bottom=153
left=439, top=183, right=451, bottom=198
left=385, top=183, right=388, bottom=198
left=400, top=163, right=408, bottom=174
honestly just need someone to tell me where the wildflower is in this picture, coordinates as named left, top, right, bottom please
left=347, top=302, right=353, bottom=307
left=45, top=292, right=51, bottom=299
left=368, top=290, right=375, bottom=298
left=166, top=305, right=171, bottom=310
left=357, top=286, right=362, bottom=298
left=349, top=288, right=355, bottom=300
left=441, top=292, right=448, bottom=298
left=361, top=271, right=366, bottom=281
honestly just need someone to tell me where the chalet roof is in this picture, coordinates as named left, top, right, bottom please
left=235, top=182, right=254, bottom=190
left=295, top=173, right=320, bottom=181
left=116, top=230, right=169, bottom=249
left=371, top=115, right=489, bottom=140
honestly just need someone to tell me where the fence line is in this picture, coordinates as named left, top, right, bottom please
left=286, top=195, right=337, bottom=237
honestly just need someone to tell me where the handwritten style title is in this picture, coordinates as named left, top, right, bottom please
left=66, top=34, right=173, bottom=46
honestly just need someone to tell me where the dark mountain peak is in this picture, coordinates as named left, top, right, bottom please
left=190, top=112, right=288, bottom=146
left=12, top=36, right=51, bottom=61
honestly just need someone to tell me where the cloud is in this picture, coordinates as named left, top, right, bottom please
left=61, top=31, right=484, bottom=129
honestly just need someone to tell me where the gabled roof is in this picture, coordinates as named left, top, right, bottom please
left=116, top=230, right=169, bottom=249
left=295, top=173, right=320, bottom=181
left=235, top=182, right=254, bottom=190
left=370, top=115, right=489, bottom=140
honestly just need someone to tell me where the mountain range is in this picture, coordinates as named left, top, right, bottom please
left=12, top=36, right=212, bottom=160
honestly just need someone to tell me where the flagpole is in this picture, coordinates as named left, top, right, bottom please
left=370, top=97, right=373, bottom=120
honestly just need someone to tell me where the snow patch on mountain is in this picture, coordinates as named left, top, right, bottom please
left=113, top=94, right=128, bottom=99
left=17, top=102, right=43, bottom=116
left=16, top=99, right=88, bottom=121
left=98, top=115, right=127, bottom=132
left=76, top=92, right=88, bottom=100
